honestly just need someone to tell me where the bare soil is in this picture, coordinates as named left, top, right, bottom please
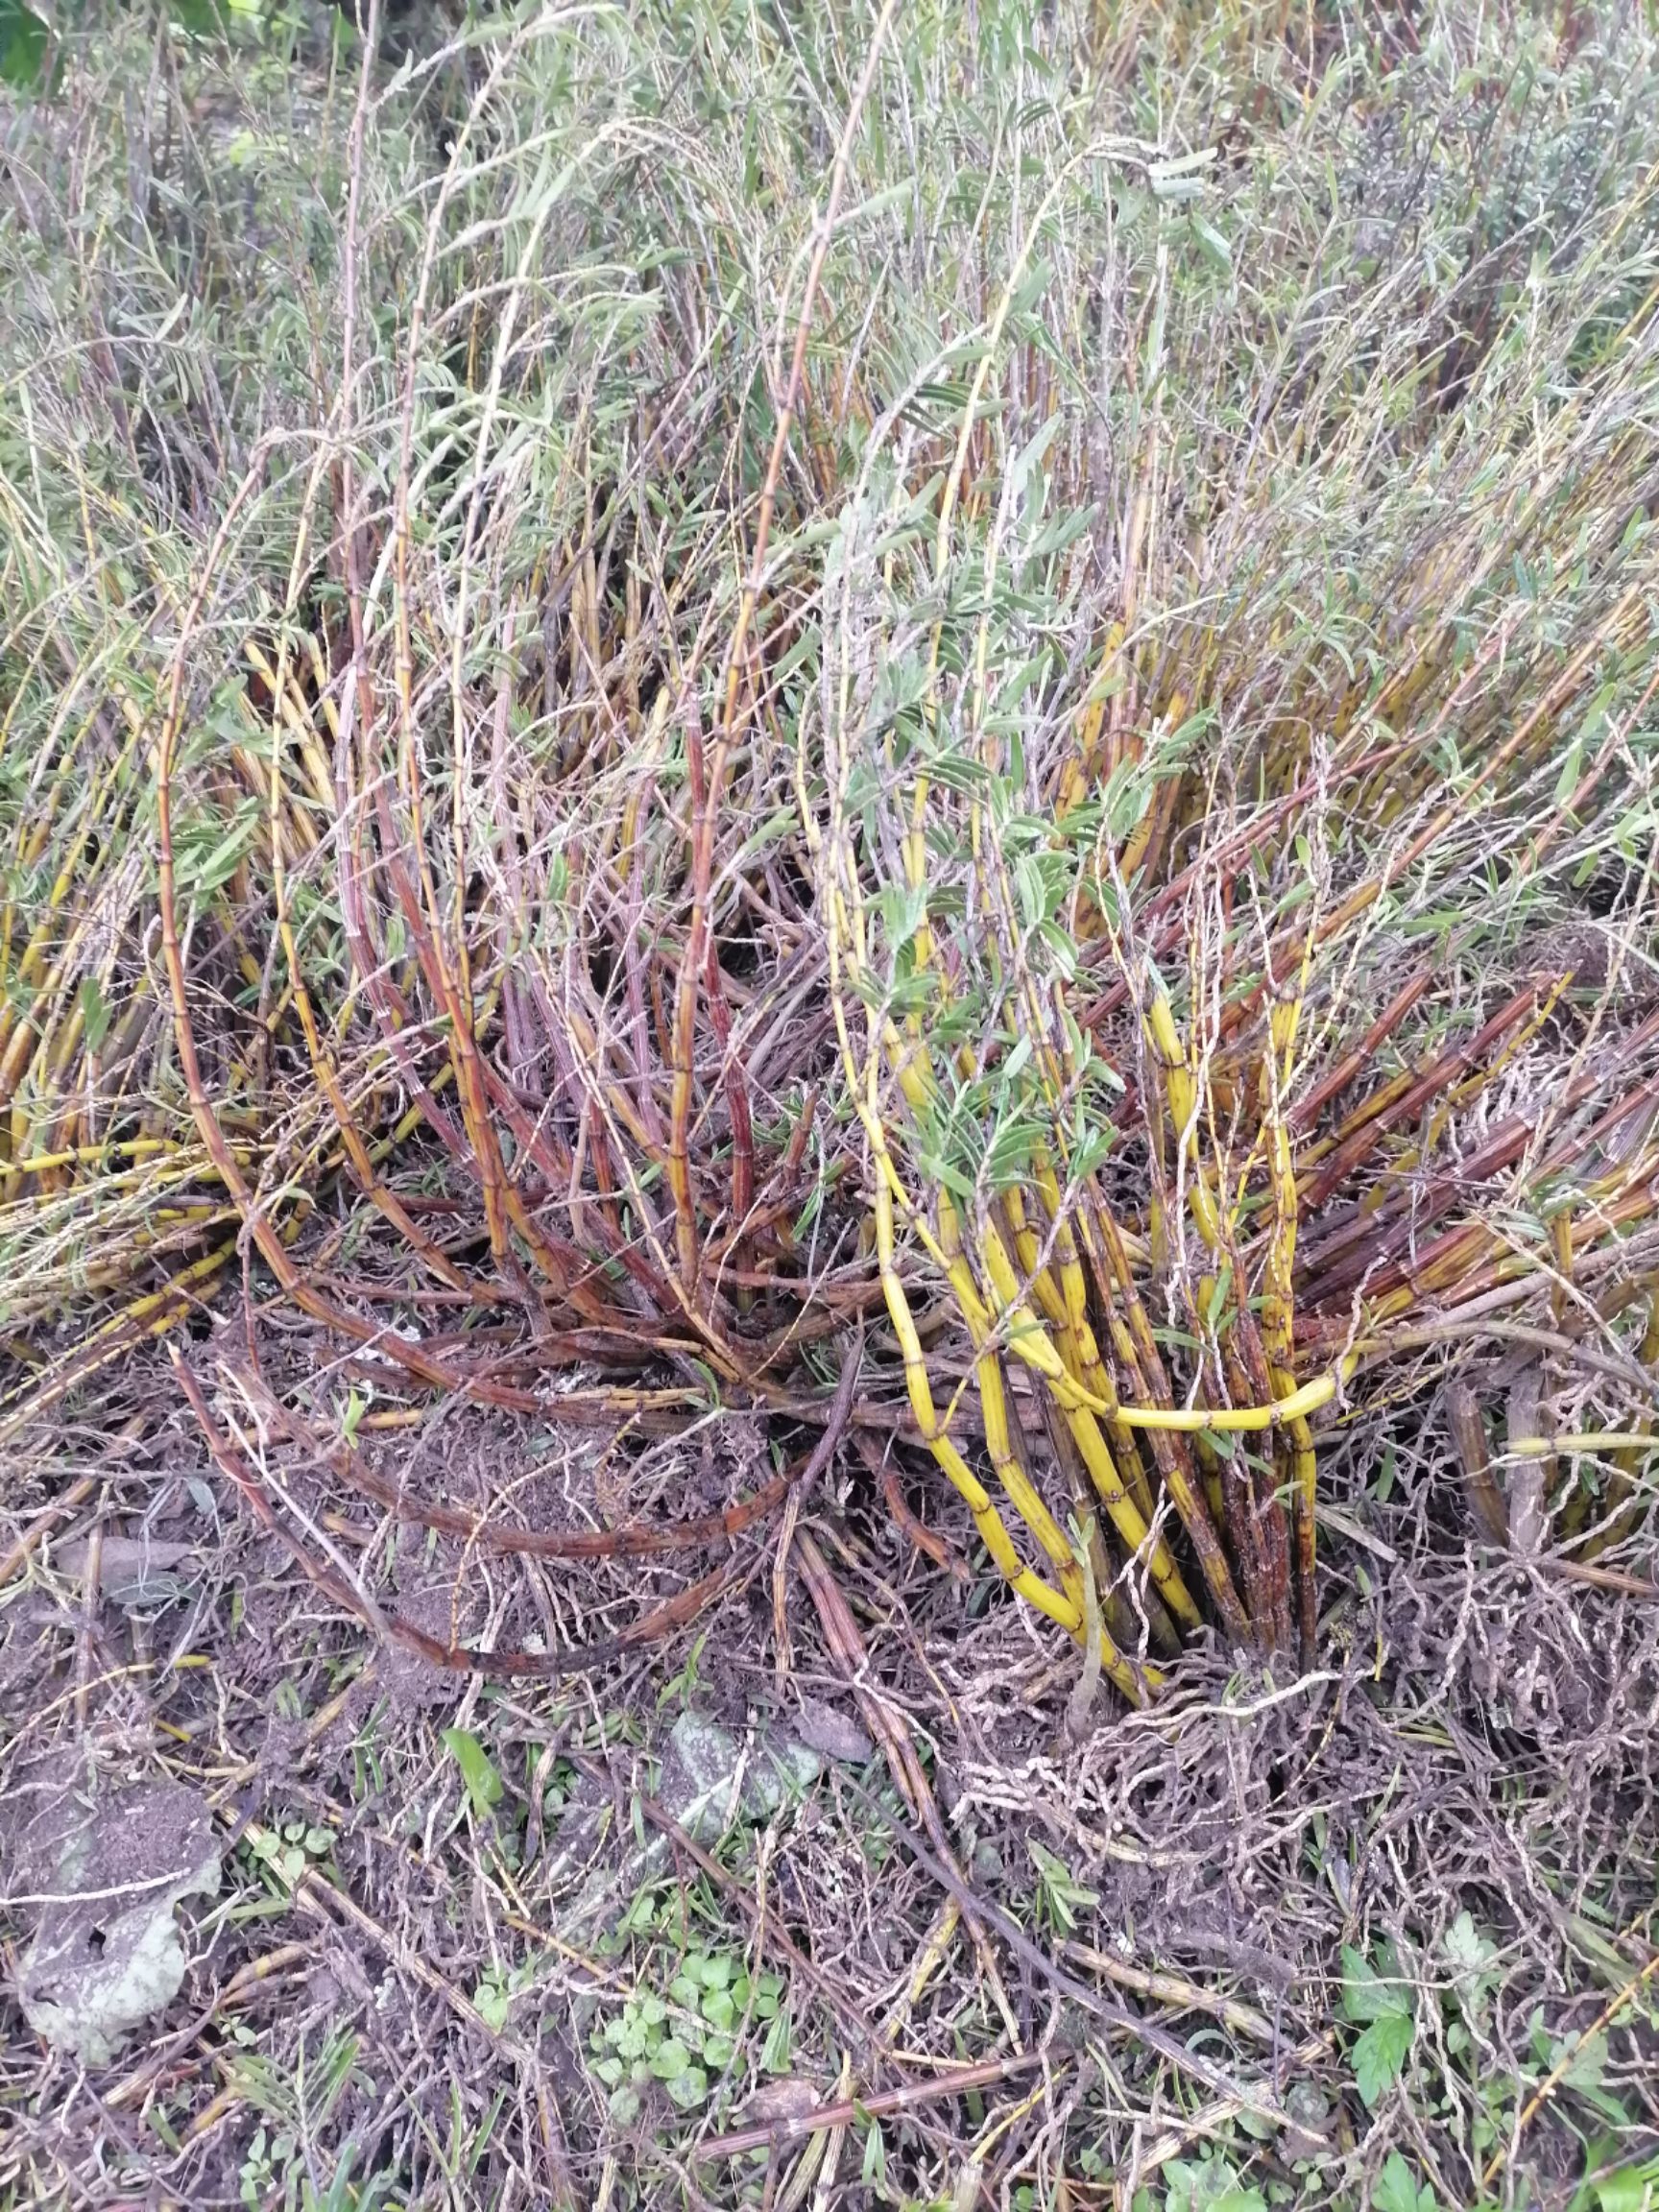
left=3, top=1334, right=1657, bottom=2209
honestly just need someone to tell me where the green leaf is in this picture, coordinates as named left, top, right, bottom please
left=1375, top=2152, right=1437, bottom=2212
left=1010, top=411, right=1064, bottom=498
left=1027, top=502, right=1096, bottom=561
left=1029, top=1839, right=1098, bottom=1931
left=760, top=2008, right=792, bottom=2073
left=171, top=799, right=259, bottom=895
left=1341, top=1944, right=1412, bottom=2024
left=876, top=880, right=928, bottom=952
left=78, top=976, right=112, bottom=1052
left=1161, top=2156, right=1265, bottom=2212
left=1147, top=147, right=1217, bottom=183
left=648, top=2036, right=693, bottom=2080
left=845, top=179, right=914, bottom=228
left=1037, top=917, right=1078, bottom=980
left=1554, top=734, right=1584, bottom=809
left=1592, top=2165, right=1659, bottom=2212
left=441, top=1728, right=504, bottom=1815
left=1008, top=257, right=1053, bottom=319
left=662, top=2065, right=708, bottom=2109
left=1352, top=2010, right=1414, bottom=2106
left=1190, top=213, right=1232, bottom=269
left=1560, top=2029, right=1608, bottom=2092
left=861, top=2119, right=887, bottom=2187
left=1443, top=1911, right=1502, bottom=2031
left=167, top=0, right=227, bottom=32
left=0, top=0, right=47, bottom=88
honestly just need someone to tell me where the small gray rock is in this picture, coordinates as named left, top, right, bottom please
left=663, top=1712, right=822, bottom=1841
left=788, top=1697, right=873, bottom=1767
left=18, top=1783, right=221, bottom=2067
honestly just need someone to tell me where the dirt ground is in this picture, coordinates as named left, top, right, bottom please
left=3, top=1332, right=1657, bottom=2210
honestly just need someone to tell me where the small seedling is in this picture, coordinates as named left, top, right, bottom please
left=442, top=1726, right=505, bottom=1820
left=471, top=1960, right=539, bottom=2035
left=1028, top=1839, right=1099, bottom=1936
left=243, top=1818, right=337, bottom=1893
left=589, top=1950, right=788, bottom=2123
left=1152, top=2152, right=1267, bottom=2212
left=1341, top=1940, right=1416, bottom=2110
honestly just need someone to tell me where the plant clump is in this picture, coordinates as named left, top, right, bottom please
left=3, top=0, right=1659, bottom=1693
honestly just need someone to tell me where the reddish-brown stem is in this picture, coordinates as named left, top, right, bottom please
left=1287, top=968, right=1434, bottom=1136
left=667, top=0, right=899, bottom=1300
left=249, top=1344, right=857, bottom=1563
